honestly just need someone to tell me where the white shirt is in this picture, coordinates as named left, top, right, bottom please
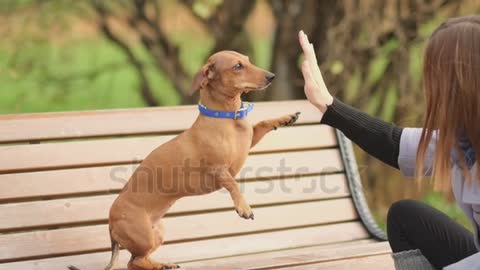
left=399, top=128, right=480, bottom=269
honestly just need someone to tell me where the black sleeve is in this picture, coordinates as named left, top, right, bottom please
left=320, top=97, right=403, bottom=169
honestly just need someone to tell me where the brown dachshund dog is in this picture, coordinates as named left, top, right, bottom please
left=69, top=51, right=299, bottom=270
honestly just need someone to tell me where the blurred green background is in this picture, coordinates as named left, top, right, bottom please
left=1, top=0, right=479, bottom=230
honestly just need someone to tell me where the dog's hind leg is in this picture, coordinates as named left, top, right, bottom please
left=117, top=218, right=178, bottom=270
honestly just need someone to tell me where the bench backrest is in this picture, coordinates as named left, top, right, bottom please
left=0, top=100, right=384, bottom=267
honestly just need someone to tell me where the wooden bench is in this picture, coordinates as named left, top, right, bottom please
left=0, top=100, right=393, bottom=270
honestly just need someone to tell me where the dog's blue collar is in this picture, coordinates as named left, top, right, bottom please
left=198, top=101, right=254, bottom=120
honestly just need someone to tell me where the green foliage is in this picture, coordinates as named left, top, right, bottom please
left=330, top=61, right=344, bottom=75
left=380, top=85, right=397, bottom=121
left=365, top=39, right=399, bottom=87
left=423, top=192, right=472, bottom=231
left=374, top=212, right=387, bottom=232
left=175, top=34, right=214, bottom=75
left=0, top=39, right=181, bottom=114
left=365, top=90, right=381, bottom=116
left=192, top=0, right=222, bottom=18
left=345, top=38, right=400, bottom=121
left=0, top=0, right=89, bottom=26
left=0, top=18, right=273, bottom=114
left=344, top=68, right=361, bottom=104
left=408, top=43, right=424, bottom=85
left=251, top=39, right=273, bottom=70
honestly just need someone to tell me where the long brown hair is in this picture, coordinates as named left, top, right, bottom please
left=417, top=15, right=480, bottom=191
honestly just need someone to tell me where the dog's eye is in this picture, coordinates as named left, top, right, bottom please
left=233, top=63, right=244, bottom=71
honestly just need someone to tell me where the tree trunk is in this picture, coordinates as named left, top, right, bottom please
left=248, top=0, right=339, bottom=101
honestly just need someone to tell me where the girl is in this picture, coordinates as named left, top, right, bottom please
left=299, top=15, right=480, bottom=270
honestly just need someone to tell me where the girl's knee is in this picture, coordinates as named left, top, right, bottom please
left=388, top=199, right=420, bottom=216
left=387, top=199, right=424, bottom=252
left=387, top=199, right=421, bottom=226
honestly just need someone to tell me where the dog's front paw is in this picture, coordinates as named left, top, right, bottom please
left=159, top=263, right=180, bottom=269
left=235, top=202, right=254, bottom=220
left=278, top=112, right=301, bottom=128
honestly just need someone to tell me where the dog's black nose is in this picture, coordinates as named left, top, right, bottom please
left=266, top=73, right=276, bottom=83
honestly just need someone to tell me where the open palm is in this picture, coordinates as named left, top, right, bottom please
left=299, top=31, right=333, bottom=113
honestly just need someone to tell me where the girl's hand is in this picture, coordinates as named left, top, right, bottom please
left=299, top=30, right=333, bottom=113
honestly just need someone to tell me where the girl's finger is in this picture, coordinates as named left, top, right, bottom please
left=307, top=43, right=318, bottom=64
left=305, top=44, right=321, bottom=84
left=310, top=58, right=324, bottom=85
left=301, top=61, right=317, bottom=87
left=299, top=31, right=314, bottom=60
left=299, top=31, right=319, bottom=65
left=299, top=31, right=304, bottom=46
left=300, top=32, right=317, bottom=63
left=299, top=31, right=310, bottom=53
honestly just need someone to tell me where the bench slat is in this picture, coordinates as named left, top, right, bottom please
left=0, top=223, right=370, bottom=270
left=0, top=125, right=335, bottom=174
left=182, top=241, right=391, bottom=270
left=0, top=198, right=357, bottom=262
left=272, top=254, right=394, bottom=270
left=0, top=149, right=343, bottom=202
left=0, top=100, right=320, bottom=143
left=0, top=174, right=349, bottom=232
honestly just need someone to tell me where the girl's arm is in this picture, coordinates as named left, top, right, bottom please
left=321, top=97, right=403, bottom=169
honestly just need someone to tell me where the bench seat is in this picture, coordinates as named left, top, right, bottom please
left=0, top=100, right=392, bottom=269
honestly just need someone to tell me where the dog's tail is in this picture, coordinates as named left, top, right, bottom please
left=103, top=234, right=120, bottom=270
left=67, top=230, right=120, bottom=270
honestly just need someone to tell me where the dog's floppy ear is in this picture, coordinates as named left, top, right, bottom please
left=190, top=62, right=216, bottom=95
